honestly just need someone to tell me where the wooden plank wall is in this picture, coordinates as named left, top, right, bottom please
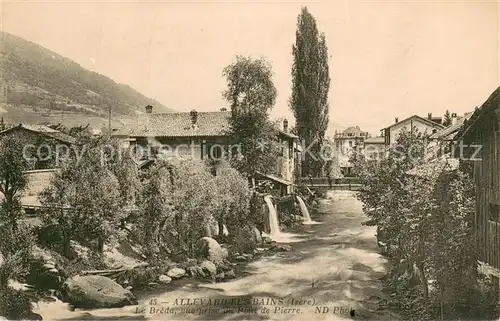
left=477, top=129, right=500, bottom=269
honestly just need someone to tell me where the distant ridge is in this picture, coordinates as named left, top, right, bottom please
left=0, top=31, right=174, bottom=128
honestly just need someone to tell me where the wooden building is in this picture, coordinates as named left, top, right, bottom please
left=455, top=86, right=500, bottom=280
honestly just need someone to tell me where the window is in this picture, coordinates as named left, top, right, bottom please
left=349, top=141, right=353, bottom=147
left=24, top=208, right=36, bottom=216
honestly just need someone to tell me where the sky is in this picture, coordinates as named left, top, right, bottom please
left=1, top=0, right=499, bottom=136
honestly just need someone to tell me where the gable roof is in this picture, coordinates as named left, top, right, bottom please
left=428, top=112, right=473, bottom=141
left=0, top=124, right=76, bottom=144
left=382, top=115, right=444, bottom=131
left=114, top=111, right=232, bottom=138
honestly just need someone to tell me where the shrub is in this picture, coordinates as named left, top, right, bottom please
left=0, top=286, right=33, bottom=319
left=231, top=226, right=257, bottom=254
left=0, top=224, right=36, bottom=284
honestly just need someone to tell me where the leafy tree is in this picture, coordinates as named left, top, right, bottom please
left=39, top=138, right=121, bottom=258
left=212, top=161, right=252, bottom=241
left=290, top=6, right=330, bottom=177
left=136, top=161, right=175, bottom=260
left=443, top=110, right=452, bottom=126
left=356, top=128, right=498, bottom=320
left=68, top=124, right=91, bottom=138
left=222, top=55, right=281, bottom=177
left=0, top=136, right=33, bottom=229
left=137, top=158, right=218, bottom=259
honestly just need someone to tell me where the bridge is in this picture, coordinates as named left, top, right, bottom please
left=297, top=177, right=362, bottom=191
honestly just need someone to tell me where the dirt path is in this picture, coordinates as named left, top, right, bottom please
left=36, top=191, right=393, bottom=320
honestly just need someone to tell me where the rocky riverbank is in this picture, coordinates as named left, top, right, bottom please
left=6, top=228, right=298, bottom=320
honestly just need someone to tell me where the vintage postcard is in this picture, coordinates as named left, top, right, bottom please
left=0, top=0, right=499, bottom=320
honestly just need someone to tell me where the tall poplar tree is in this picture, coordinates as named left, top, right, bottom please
left=290, top=7, right=330, bottom=177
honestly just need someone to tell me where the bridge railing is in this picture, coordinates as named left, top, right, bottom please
left=297, top=176, right=361, bottom=186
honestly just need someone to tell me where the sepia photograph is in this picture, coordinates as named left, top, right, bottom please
left=0, top=0, right=499, bottom=320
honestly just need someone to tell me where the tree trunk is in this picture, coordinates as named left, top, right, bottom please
left=218, top=220, right=225, bottom=242
left=62, top=231, right=71, bottom=259
left=97, top=237, right=104, bottom=253
left=5, top=194, right=17, bottom=230
left=417, top=262, right=429, bottom=303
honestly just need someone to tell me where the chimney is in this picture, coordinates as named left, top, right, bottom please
left=220, top=108, right=227, bottom=112
left=190, top=109, right=198, bottom=126
left=451, top=112, right=458, bottom=125
left=395, top=117, right=399, bottom=123
left=145, top=105, right=153, bottom=114
left=283, top=119, right=288, bottom=132
left=428, top=113, right=432, bottom=120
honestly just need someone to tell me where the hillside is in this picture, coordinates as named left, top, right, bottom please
left=0, top=31, right=173, bottom=128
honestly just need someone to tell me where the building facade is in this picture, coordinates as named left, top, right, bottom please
left=334, top=126, right=370, bottom=176
left=362, top=136, right=386, bottom=161
left=381, top=114, right=444, bottom=146
left=455, top=87, right=500, bottom=285
left=113, top=105, right=301, bottom=195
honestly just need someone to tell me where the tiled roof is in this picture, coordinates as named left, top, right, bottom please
left=0, top=124, right=76, bottom=144
left=429, top=112, right=473, bottom=140
left=116, top=111, right=232, bottom=138
left=114, top=110, right=299, bottom=140
left=364, top=137, right=385, bottom=144
left=343, top=126, right=363, bottom=134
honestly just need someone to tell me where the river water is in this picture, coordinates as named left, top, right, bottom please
left=35, top=191, right=393, bottom=320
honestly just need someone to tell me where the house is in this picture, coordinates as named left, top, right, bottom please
left=454, top=86, right=500, bottom=284
left=112, top=105, right=301, bottom=195
left=0, top=124, right=76, bottom=169
left=426, top=112, right=474, bottom=160
left=333, top=126, right=370, bottom=176
left=0, top=168, right=59, bottom=222
left=381, top=114, right=444, bottom=146
left=362, top=136, right=386, bottom=161
left=0, top=124, right=76, bottom=145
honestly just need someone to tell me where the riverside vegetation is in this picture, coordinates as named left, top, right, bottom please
left=0, top=51, right=320, bottom=319
left=0, top=133, right=314, bottom=320
left=352, top=128, right=499, bottom=321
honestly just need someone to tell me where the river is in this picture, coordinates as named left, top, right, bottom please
left=35, top=191, right=393, bottom=320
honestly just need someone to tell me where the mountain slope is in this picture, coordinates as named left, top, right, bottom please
left=0, top=31, right=173, bottom=127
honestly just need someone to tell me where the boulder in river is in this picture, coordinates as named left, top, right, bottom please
left=158, top=274, right=172, bottom=284
left=199, top=260, right=217, bottom=278
left=251, top=226, right=262, bottom=244
left=270, top=244, right=292, bottom=252
left=62, top=275, right=137, bottom=309
left=166, top=267, right=186, bottom=279
left=225, top=269, right=236, bottom=279
left=196, top=237, right=227, bottom=265
left=262, top=236, right=273, bottom=244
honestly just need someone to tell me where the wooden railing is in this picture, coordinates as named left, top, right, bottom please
left=297, top=177, right=362, bottom=190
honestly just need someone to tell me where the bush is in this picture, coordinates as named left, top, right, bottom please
left=231, top=226, right=257, bottom=254
left=25, top=257, right=66, bottom=292
left=0, top=224, right=36, bottom=283
left=0, top=286, right=33, bottom=319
